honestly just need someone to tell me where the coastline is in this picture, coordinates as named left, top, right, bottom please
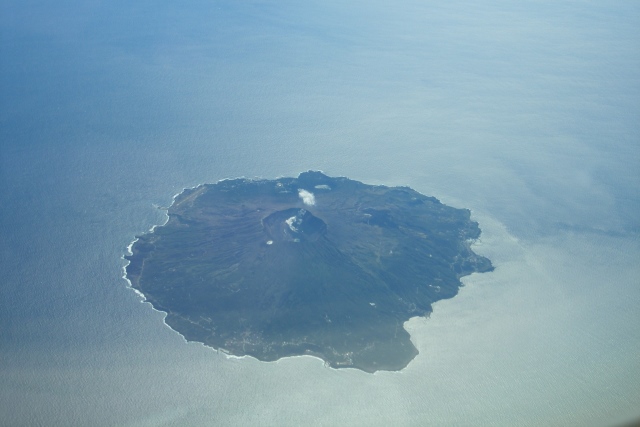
left=121, top=172, right=494, bottom=374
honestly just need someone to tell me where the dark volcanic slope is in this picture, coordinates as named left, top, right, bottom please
left=125, top=171, right=493, bottom=373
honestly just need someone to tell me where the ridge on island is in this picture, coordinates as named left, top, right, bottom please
left=124, top=171, right=493, bottom=373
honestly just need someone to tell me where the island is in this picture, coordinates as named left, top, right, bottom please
left=125, top=171, right=493, bottom=373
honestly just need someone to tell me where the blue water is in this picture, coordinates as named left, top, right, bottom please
left=1, top=1, right=639, bottom=426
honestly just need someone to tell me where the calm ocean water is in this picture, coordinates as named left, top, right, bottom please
left=1, top=1, right=638, bottom=426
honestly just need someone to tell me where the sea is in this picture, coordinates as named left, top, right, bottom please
left=1, top=1, right=639, bottom=426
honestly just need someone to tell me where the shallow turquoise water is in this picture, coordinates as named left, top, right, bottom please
left=1, top=1, right=638, bottom=426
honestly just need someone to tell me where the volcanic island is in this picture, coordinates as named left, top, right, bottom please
left=124, top=171, right=493, bottom=373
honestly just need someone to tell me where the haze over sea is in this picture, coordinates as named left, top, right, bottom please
left=1, top=1, right=638, bottom=426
